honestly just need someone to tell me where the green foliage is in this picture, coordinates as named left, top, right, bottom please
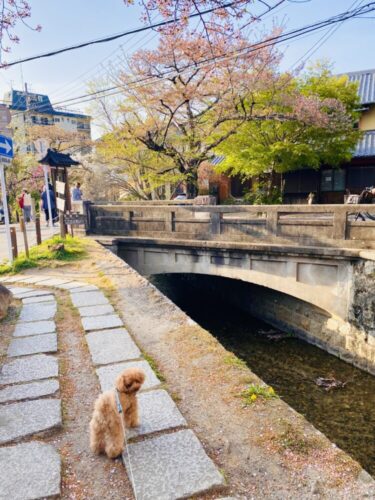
left=243, top=181, right=282, bottom=205
left=241, top=384, right=278, bottom=405
left=215, top=64, right=361, bottom=182
left=224, top=353, right=247, bottom=369
left=0, top=236, right=86, bottom=275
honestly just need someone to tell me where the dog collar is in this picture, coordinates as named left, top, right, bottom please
left=114, top=389, right=123, bottom=414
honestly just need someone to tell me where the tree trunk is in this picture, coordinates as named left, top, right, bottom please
left=186, top=165, right=199, bottom=199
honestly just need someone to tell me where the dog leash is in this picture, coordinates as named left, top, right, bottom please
left=115, top=389, right=139, bottom=500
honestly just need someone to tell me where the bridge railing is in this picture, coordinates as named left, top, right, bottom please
left=87, top=202, right=375, bottom=248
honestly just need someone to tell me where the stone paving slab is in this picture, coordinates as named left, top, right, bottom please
left=8, top=333, right=57, bottom=357
left=0, top=442, right=61, bottom=499
left=82, top=313, right=123, bottom=332
left=59, top=281, right=93, bottom=290
left=22, top=294, right=55, bottom=304
left=0, top=399, right=62, bottom=444
left=97, top=360, right=160, bottom=393
left=32, top=277, right=74, bottom=287
left=19, top=302, right=57, bottom=322
left=79, top=303, right=115, bottom=317
left=128, top=390, right=187, bottom=439
left=1, top=276, right=30, bottom=283
left=13, top=320, right=55, bottom=337
left=7, top=286, right=33, bottom=295
left=12, top=275, right=53, bottom=285
left=123, top=429, right=224, bottom=500
left=70, top=290, right=109, bottom=308
left=0, top=354, right=58, bottom=385
left=68, top=285, right=99, bottom=293
left=15, top=290, right=52, bottom=300
left=86, top=328, right=141, bottom=365
left=0, top=379, right=59, bottom=403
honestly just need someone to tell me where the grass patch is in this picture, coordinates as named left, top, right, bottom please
left=241, top=383, right=278, bottom=405
left=224, top=353, right=247, bottom=370
left=142, top=352, right=166, bottom=383
left=0, top=235, right=86, bottom=275
left=275, top=421, right=319, bottom=455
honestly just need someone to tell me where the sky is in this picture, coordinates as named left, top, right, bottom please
left=0, top=0, right=374, bottom=138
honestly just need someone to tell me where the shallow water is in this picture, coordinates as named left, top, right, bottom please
left=150, top=273, right=375, bottom=477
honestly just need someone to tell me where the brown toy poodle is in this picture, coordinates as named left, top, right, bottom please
left=89, top=367, right=145, bottom=458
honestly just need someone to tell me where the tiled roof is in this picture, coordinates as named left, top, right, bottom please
left=355, top=130, right=375, bottom=157
left=39, top=149, right=80, bottom=167
left=7, top=90, right=90, bottom=119
left=347, top=69, right=375, bottom=105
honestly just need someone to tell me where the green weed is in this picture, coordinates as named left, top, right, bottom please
left=223, top=354, right=247, bottom=370
left=241, top=383, right=278, bottom=405
left=142, top=352, right=166, bottom=383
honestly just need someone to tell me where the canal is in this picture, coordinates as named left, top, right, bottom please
left=149, top=273, right=375, bottom=477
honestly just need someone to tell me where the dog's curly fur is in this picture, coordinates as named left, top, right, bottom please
left=89, top=367, right=145, bottom=458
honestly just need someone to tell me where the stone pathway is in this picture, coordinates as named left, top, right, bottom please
left=0, top=274, right=225, bottom=499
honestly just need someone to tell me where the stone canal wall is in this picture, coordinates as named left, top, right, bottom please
left=179, top=272, right=375, bottom=376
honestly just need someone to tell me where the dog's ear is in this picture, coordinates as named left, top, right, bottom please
left=116, top=368, right=145, bottom=394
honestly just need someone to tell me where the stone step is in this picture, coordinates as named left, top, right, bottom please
left=86, top=328, right=141, bottom=366
left=79, top=303, right=115, bottom=317
left=0, top=442, right=61, bottom=499
left=13, top=320, right=56, bottom=338
left=22, top=294, right=55, bottom=304
left=122, top=429, right=225, bottom=500
left=96, top=360, right=160, bottom=393
left=0, top=379, right=59, bottom=403
left=128, top=389, right=187, bottom=439
left=81, top=313, right=123, bottom=332
left=70, top=290, right=109, bottom=308
left=0, top=354, right=58, bottom=385
left=14, top=290, right=53, bottom=300
left=18, top=302, right=57, bottom=323
left=7, top=333, right=57, bottom=357
left=0, top=399, right=62, bottom=444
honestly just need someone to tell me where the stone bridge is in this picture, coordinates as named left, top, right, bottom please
left=87, top=202, right=375, bottom=374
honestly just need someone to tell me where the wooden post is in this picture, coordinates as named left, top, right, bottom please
left=19, top=216, right=29, bottom=258
left=35, top=216, right=42, bottom=245
left=10, top=227, right=18, bottom=259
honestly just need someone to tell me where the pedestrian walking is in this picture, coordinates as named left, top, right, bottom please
left=22, top=189, right=32, bottom=222
left=71, top=182, right=83, bottom=201
left=41, top=185, right=57, bottom=226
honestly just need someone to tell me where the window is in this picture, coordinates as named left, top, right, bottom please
left=54, top=117, right=60, bottom=123
left=320, top=169, right=345, bottom=192
left=31, top=116, right=37, bottom=124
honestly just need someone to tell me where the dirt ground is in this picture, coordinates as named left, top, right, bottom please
left=1, top=237, right=374, bottom=499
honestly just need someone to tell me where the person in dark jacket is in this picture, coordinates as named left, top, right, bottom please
left=41, top=185, right=57, bottom=226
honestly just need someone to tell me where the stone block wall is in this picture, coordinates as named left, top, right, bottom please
left=182, top=275, right=375, bottom=376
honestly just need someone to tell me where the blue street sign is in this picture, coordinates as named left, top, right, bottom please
left=0, top=135, right=13, bottom=158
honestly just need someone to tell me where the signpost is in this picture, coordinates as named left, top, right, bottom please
left=0, top=106, right=13, bottom=262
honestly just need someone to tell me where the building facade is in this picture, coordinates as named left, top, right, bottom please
left=4, top=89, right=91, bottom=154
left=284, top=69, right=375, bottom=204
left=199, top=69, right=375, bottom=204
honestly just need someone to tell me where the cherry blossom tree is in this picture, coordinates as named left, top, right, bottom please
left=0, top=0, right=40, bottom=63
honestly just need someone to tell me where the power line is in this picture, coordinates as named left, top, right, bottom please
left=8, top=0, right=375, bottom=117
left=290, top=0, right=364, bottom=69
left=2, top=1, right=255, bottom=69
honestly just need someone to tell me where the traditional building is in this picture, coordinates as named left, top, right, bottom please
left=199, top=69, right=375, bottom=204
left=4, top=88, right=91, bottom=154
left=283, top=69, right=375, bottom=204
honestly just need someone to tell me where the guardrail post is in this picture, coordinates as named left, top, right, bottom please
left=35, top=216, right=42, bottom=245
left=10, top=227, right=18, bottom=259
left=333, top=207, right=347, bottom=240
left=164, top=211, right=174, bottom=232
left=210, top=212, right=221, bottom=235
